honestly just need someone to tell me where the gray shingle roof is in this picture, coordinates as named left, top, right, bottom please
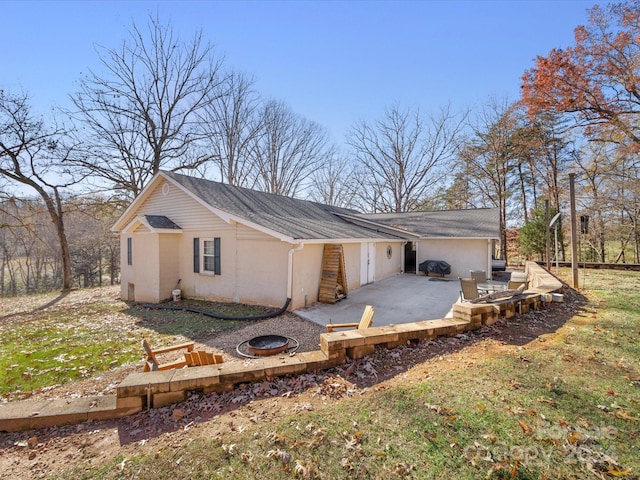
left=355, top=209, right=500, bottom=238
left=162, top=171, right=499, bottom=241
left=145, top=215, right=182, bottom=230
left=163, top=171, right=401, bottom=241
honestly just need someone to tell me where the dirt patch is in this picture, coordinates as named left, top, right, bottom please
left=0, top=285, right=586, bottom=479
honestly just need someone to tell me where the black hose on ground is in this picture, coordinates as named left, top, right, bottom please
left=139, top=297, right=291, bottom=321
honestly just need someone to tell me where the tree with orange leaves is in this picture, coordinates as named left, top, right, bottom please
left=521, top=1, right=640, bottom=151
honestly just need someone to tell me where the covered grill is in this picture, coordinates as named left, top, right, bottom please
left=418, top=260, right=451, bottom=277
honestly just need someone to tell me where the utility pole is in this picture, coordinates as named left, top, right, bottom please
left=569, top=173, right=579, bottom=288
left=545, top=199, right=551, bottom=270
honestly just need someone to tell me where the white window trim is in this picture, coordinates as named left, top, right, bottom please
left=200, top=237, right=221, bottom=275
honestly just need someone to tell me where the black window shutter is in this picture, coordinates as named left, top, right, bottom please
left=193, top=237, right=200, bottom=273
left=214, top=237, right=221, bottom=275
left=127, top=237, right=132, bottom=265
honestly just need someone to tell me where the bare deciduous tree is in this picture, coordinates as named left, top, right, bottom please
left=307, top=151, right=359, bottom=209
left=251, top=100, right=331, bottom=197
left=460, top=98, right=521, bottom=261
left=520, top=113, right=574, bottom=215
left=575, top=142, right=640, bottom=263
left=63, top=196, right=122, bottom=288
left=347, top=104, right=465, bottom=213
left=0, top=89, right=77, bottom=291
left=199, top=72, right=262, bottom=187
left=71, top=14, right=226, bottom=198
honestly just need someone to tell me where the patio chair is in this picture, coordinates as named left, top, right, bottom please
left=470, top=270, right=486, bottom=283
left=326, top=305, right=374, bottom=333
left=459, top=277, right=479, bottom=301
left=184, top=350, right=224, bottom=366
left=142, top=338, right=194, bottom=372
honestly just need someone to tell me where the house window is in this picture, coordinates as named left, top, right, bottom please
left=194, top=237, right=221, bottom=275
left=127, top=237, right=132, bottom=265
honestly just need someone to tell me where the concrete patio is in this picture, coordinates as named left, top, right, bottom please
left=295, top=273, right=461, bottom=327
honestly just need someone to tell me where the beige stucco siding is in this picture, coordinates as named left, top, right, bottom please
left=183, top=228, right=237, bottom=302
left=119, top=195, right=298, bottom=307
left=236, top=233, right=289, bottom=308
left=375, top=241, right=403, bottom=279
left=158, top=234, right=181, bottom=300
left=290, top=243, right=323, bottom=310
left=120, top=231, right=161, bottom=303
left=342, top=243, right=363, bottom=290
left=119, top=236, right=134, bottom=301
left=417, top=238, right=490, bottom=278
left=127, top=179, right=239, bottom=303
left=134, top=181, right=228, bottom=230
left=177, top=223, right=294, bottom=308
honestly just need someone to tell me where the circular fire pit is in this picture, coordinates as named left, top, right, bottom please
left=248, top=335, right=289, bottom=356
left=236, top=335, right=300, bottom=358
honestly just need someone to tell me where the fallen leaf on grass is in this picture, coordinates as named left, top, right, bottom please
left=393, top=463, right=415, bottom=476
left=568, top=431, right=581, bottom=444
left=607, top=467, right=633, bottom=476
left=266, top=448, right=291, bottom=464
left=424, top=431, right=437, bottom=441
left=611, top=410, right=639, bottom=421
left=425, top=403, right=454, bottom=415
left=294, top=459, right=314, bottom=478
left=222, top=443, right=236, bottom=456
left=482, top=433, right=497, bottom=444
left=241, top=451, right=253, bottom=463
left=518, top=420, right=532, bottom=435
left=507, top=406, right=527, bottom=415
left=341, top=457, right=354, bottom=470
left=511, top=460, right=519, bottom=478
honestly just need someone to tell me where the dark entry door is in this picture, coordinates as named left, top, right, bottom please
left=404, top=242, right=416, bottom=273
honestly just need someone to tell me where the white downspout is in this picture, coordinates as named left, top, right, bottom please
left=287, top=242, right=305, bottom=300
left=487, top=239, right=493, bottom=278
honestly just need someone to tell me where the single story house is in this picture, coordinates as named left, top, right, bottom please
left=111, top=171, right=500, bottom=310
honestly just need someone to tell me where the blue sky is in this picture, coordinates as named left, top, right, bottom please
left=2, top=0, right=601, bottom=142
